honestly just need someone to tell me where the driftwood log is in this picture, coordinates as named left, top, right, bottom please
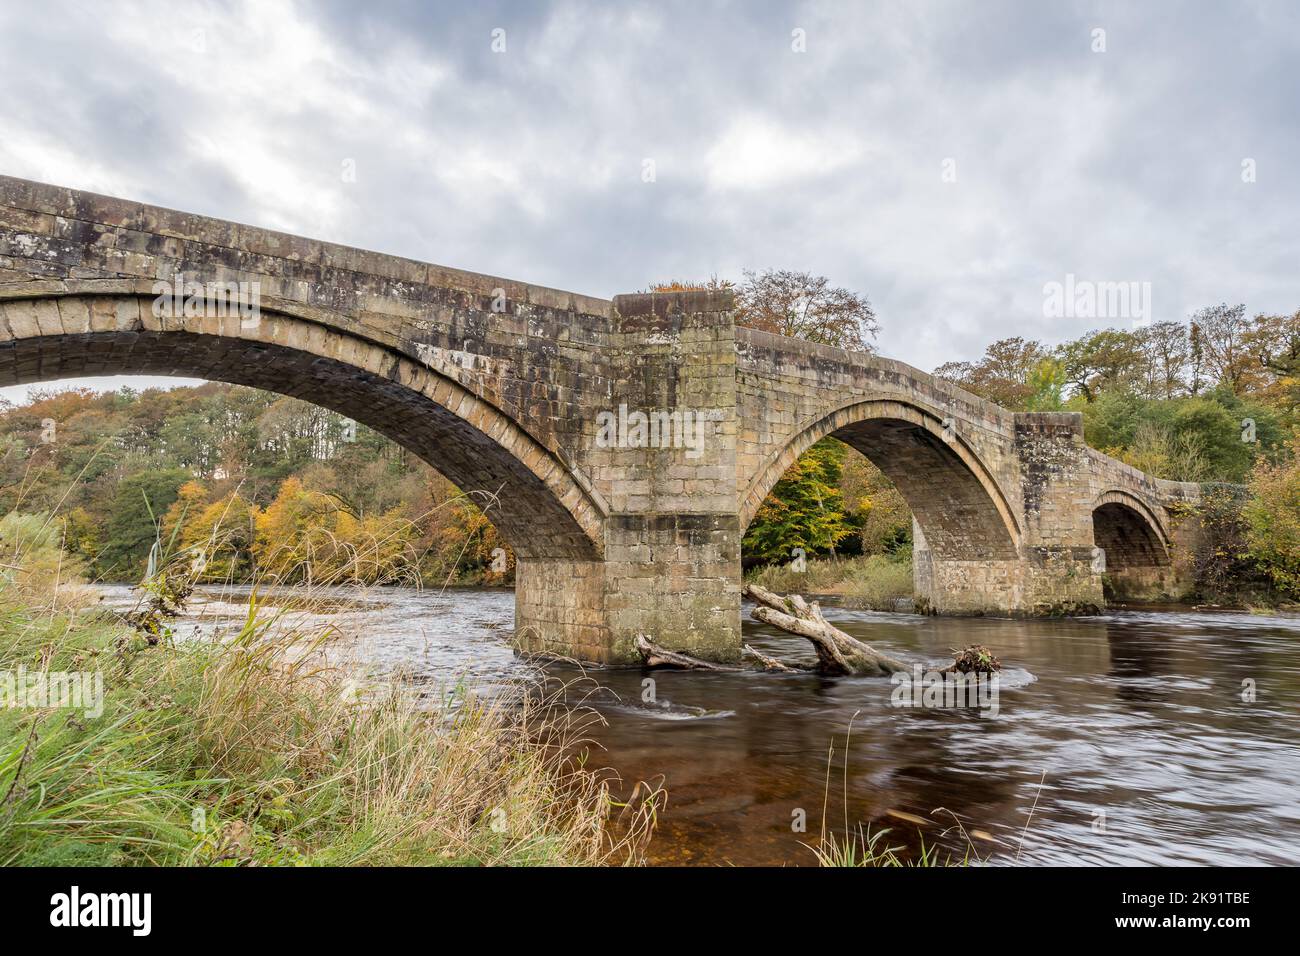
left=634, top=634, right=743, bottom=671
left=636, top=585, right=1002, bottom=678
left=742, top=583, right=910, bottom=676
left=633, top=634, right=810, bottom=673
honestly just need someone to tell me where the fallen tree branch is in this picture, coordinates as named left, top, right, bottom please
left=742, top=644, right=810, bottom=673
left=743, top=583, right=910, bottom=676
left=635, top=634, right=812, bottom=672
left=637, top=588, right=994, bottom=680
left=634, top=635, right=744, bottom=671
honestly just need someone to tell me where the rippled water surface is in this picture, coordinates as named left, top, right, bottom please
left=99, top=584, right=1300, bottom=866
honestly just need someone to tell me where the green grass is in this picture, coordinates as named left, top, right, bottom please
left=0, top=587, right=657, bottom=866
left=746, top=554, right=914, bottom=611
left=806, top=826, right=955, bottom=867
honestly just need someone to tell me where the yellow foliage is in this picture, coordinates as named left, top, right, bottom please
left=253, top=477, right=418, bottom=585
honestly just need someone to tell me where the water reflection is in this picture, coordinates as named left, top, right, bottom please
left=97, top=585, right=1300, bottom=865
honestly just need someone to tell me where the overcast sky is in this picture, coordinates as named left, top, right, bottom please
left=2, top=0, right=1297, bottom=404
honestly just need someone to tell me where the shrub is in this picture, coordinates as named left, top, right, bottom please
left=1244, top=454, right=1300, bottom=596
left=0, top=512, right=88, bottom=608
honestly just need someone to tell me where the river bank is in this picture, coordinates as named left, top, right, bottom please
left=0, top=583, right=654, bottom=866
left=745, top=553, right=1300, bottom=616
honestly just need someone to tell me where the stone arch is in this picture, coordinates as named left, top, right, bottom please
left=740, top=398, right=1022, bottom=560
left=1091, top=490, right=1171, bottom=570
left=0, top=292, right=605, bottom=560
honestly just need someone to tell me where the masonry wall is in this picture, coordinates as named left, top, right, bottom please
left=514, top=559, right=610, bottom=661
left=593, top=293, right=743, bottom=662
left=0, top=175, right=623, bottom=523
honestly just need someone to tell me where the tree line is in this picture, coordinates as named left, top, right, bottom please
left=0, top=384, right=505, bottom=586
left=935, top=304, right=1300, bottom=484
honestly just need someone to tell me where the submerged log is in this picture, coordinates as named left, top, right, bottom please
left=634, top=635, right=744, bottom=671
left=635, top=634, right=813, bottom=673
left=743, top=583, right=910, bottom=676
left=742, top=644, right=811, bottom=673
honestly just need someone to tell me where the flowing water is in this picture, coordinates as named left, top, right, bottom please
left=98, top=584, right=1300, bottom=866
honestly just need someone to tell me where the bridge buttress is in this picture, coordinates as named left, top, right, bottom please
left=515, top=291, right=743, bottom=663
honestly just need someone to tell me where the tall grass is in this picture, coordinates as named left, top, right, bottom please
left=746, top=554, right=914, bottom=611
left=805, top=722, right=975, bottom=867
left=0, top=587, right=660, bottom=866
left=0, top=503, right=661, bottom=866
left=833, top=555, right=914, bottom=611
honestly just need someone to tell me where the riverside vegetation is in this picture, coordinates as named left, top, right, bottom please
left=0, top=515, right=660, bottom=866
left=0, top=509, right=915, bottom=867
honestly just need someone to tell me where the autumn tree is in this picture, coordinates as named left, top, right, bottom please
left=935, top=336, right=1049, bottom=408
left=252, top=476, right=419, bottom=585
left=1244, top=444, right=1300, bottom=595
left=1245, top=309, right=1300, bottom=409
left=839, top=450, right=912, bottom=555
left=164, top=483, right=260, bottom=583
left=1193, top=303, right=1253, bottom=393
left=735, top=269, right=878, bottom=351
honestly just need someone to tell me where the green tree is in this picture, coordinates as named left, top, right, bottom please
left=96, top=468, right=191, bottom=581
left=1024, top=357, right=1068, bottom=411
left=1083, top=390, right=1280, bottom=483
left=743, top=439, right=853, bottom=563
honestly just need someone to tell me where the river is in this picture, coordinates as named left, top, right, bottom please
left=97, top=583, right=1300, bottom=866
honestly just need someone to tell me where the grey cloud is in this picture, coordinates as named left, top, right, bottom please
left=1, top=0, right=1297, bottom=407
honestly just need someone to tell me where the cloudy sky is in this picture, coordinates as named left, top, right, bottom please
left=2, top=0, right=1297, bottom=403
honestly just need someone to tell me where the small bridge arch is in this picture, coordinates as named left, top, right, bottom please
left=740, top=396, right=1022, bottom=562
left=1091, top=489, right=1172, bottom=572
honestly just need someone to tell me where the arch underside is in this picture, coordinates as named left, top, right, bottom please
left=1092, top=501, right=1169, bottom=569
left=830, top=417, right=1019, bottom=561
left=740, top=399, right=1021, bottom=563
left=0, top=303, right=602, bottom=560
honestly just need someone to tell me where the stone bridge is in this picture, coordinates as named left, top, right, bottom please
left=0, top=176, right=1201, bottom=663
